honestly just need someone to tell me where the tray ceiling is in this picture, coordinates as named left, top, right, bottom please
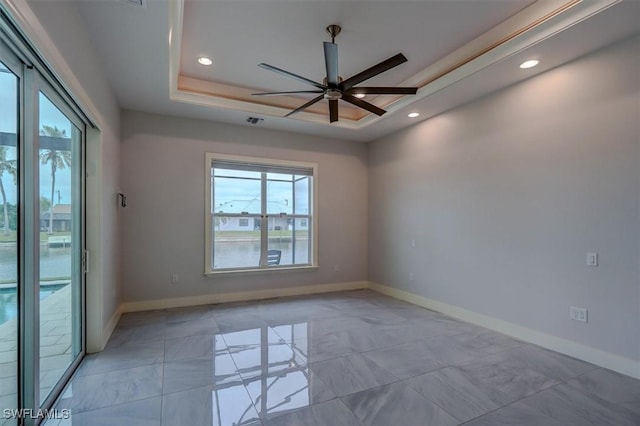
left=70, top=0, right=640, bottom=141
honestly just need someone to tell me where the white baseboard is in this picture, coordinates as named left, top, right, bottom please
left=122, top=281, right=369, bottom=313
left=87, top=305, right=124, bottom=354
left=95, top=304, right=123, bottom=353
left=368, top=281, right=640, bottom=380
left=87, top=303, right=122, bottom=354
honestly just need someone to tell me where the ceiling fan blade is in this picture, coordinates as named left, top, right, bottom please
left=345, top=87, right=418, bottom=96
left=284, top=94, right=325, bottom=117
left=329, top=99, right=338, bottom=122
left=341, top=53, right=408, bottom=90
left=258, top=63, right=326, bottom=90
left=342, top=94, right=386, bottom=116
left=323, top=42, right=339, bottom=86
left=252, top=90, right=324, bottom=97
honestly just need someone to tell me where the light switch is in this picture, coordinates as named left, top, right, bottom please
left=586, top=252, right=598, bottom=267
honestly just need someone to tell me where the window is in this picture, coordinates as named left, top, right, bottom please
left=205, top=153, right=317, bottom=273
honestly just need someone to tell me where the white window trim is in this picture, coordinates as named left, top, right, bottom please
left=204, top=152, right=318, bottom=276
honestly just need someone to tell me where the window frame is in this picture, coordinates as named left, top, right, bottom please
left=204, top=152, right=318, bottom=275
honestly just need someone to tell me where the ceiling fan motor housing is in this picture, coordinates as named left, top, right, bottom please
left=324, top=89, right=342, bottom=100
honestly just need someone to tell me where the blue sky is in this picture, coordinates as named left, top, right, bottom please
left=213, top=169, right=310, bottom=215
left=1, top=66, right=74, bottom=205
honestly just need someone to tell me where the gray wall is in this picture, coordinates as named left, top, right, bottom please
left=368, top=36, right=640, bottom=361
left=120, top=111, right=368, bottom=302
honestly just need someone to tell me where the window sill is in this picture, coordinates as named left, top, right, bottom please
left=205, top=265, right=319, bottom=277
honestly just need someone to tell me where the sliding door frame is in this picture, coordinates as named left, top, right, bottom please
left=1, top=12, right=87, bottom=425
left=34, top=74, right=86, bottom=416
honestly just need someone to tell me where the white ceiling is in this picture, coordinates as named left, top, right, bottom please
left=72, top=0, right=640, bottom=142
left=179, top=1, right=533, bottom=90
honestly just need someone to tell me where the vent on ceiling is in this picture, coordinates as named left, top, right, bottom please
left=119, top=0, right=146, bottom=7
left=245, top=117, right=264, bottom=126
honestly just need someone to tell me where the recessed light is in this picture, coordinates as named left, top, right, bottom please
left=408, top=112, right=420, bottom=118
left=519, top=59, right=539, bottom=69
left=354, top=93, right=366, bottom=99
left=198, top=56, right=213, bottom=66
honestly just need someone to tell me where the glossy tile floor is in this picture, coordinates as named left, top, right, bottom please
left=45, top=290, right=640, bottom=425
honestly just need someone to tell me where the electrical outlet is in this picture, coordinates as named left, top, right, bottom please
left=410, top=239, right=416, bottom=248
left=570, top=306, right=588, bottom=323
left=171, top=273, right=179, bottom=284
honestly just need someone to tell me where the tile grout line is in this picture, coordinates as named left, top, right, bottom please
left=159, top=331, right=167, bottom=423
left=457, top=375, right=572, bottom=425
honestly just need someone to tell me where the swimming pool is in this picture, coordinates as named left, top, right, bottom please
left=0, top=283, right=68, bottom=324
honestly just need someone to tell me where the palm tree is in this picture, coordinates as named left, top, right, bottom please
left=40, top=125, right=71, bottom=234
left=0, top=146, right=17, bottom=236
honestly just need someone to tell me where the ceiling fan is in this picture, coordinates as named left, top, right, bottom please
left=252, top=25, right=419, bottom=123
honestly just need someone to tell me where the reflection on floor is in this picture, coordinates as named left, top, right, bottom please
left=46, top=290, right=640, bottom=425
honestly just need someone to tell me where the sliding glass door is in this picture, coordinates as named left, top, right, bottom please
left=0, top=44, right=20, bottom=426
left=0, top=29, right=85, bottom=425
left=37, top=90, right=83, bottom=405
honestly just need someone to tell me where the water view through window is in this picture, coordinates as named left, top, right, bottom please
left=0, top=244, right=72, bottom=325
left=208, top=156, right=315, bottom=272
